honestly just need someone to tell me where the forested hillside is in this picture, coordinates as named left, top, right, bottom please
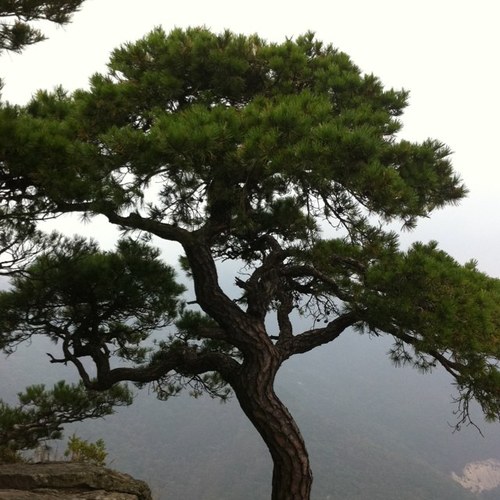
left=2, top=331, right=497, bottom=499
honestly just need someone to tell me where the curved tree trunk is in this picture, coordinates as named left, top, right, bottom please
left=232, top=351, right=313, bottom=500
left=183, top=241, right=312, bottom=497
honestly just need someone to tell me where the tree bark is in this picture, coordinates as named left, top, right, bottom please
left=232, top=350, right=313, bottom=500
left=184, top=238, right=313, bottom=498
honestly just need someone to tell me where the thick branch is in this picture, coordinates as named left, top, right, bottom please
left=429, top=349, right=463, bottom=378
left=100, top=210, right=255, bottom=350
left=276, top=288, right=294, bottom=341
left=57, top=203, right=269, bottom=354
left=283, top=264, right=354, bottom=303
left=235, top=237, right=287, bottom=320
left=279, top=311, right=359, bottom=357
left=102, top=209, right=191, bottom=244
left=183, top=241, right=270, bottom=354
left=83, top=346, right=240, bottom=391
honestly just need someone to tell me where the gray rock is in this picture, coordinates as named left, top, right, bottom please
left=0, top=462, right=152, bottom=500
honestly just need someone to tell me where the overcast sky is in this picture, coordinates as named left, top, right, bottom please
left=1, top=0, right=498, bottom=276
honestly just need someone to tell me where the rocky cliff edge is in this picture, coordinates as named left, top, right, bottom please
left=0, top=462, right=152, bottom=499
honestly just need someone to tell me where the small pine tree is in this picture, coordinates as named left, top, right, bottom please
left=0, top=381, right=131, bottom=463
left=64, top=434, right=107, bottom=467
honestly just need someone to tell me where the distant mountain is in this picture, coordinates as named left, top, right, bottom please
left=1, top=333, right=499, bottom=499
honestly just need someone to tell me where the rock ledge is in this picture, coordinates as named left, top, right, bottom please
left=452, top=458, right=500, bottom=494
left=0, top=462, right=152, bottom=499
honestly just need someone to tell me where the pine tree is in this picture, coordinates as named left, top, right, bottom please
left=0, top=28, right=499, bottom=499
left=0, top=381, right=131, bottom=462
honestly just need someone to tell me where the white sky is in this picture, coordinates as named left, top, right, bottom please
left=1, top=0, right=499, bottom=276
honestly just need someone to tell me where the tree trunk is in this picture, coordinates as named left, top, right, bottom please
left=232, top=351, right=313, bottom=500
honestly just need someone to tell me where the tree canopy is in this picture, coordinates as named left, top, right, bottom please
left=0, top=237, right=185, bottom=363
left=0, top=27, right=499, bottom=499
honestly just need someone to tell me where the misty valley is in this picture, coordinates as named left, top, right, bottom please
left=2, top=332, right=499, bottom=499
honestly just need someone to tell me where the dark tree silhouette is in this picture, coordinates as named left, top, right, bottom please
left=0, top=1, right=87, bottom=274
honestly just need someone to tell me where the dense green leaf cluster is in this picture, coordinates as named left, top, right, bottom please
left=1, top=28, right=465, bottom=242
left=64, top=433, right=107, bottom=466
left=362, top=243, right=500, bottom=423
left=0, top=237, right=185, bottom=362
left=0, top=380, right=130, bottom=460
